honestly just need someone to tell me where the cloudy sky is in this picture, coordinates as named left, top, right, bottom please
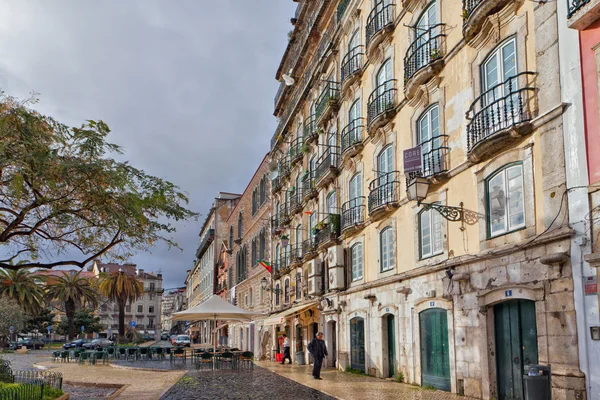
left=0, top=1, right=296, bottom=288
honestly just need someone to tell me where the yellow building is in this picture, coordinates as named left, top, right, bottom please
left=268, top=0, right=584, bottom=399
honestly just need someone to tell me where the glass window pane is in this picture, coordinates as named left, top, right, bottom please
left=488, top=171, right=506, bottom=235
left=502, top=40, right=517, bottom=81
left=420, top=210, right=431, bottom=257
left=507, top=166, right=524, bottom=229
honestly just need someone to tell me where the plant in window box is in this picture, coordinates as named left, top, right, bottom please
left=462, top=9, right=469, bottom=20
left=430, top=48, right=440, bottom=61
left=301, top=144, right=310, bottom=154
left=289, top=186, right=295, bottom=194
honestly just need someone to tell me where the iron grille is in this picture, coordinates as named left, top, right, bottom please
left=367, top=80, right=397, bottom=127
left=341, top=118, right=366, bottom=154
left=366, top=3, right=395, bottom=46
left=368, top=171, right=401, bottom=213
left=341, top=46, right=365, bottom=83
left=342, top=197, right=366, bottom=231
left=404, top=24, right=446, bottom=85
left=315, top=147, right=340, bottom=184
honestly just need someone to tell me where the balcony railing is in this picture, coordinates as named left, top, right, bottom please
left=302, top=174, right=318, bottom=203
left=290, top=136, right=304, bottom=165
left=271, top=177, right=282, bottom=194
left=341, top=118, right=366, bottom=157
left=404, top=24, right=446, bottom=87
left=466, top=72, right=536, bottom=154
left=303, top=115, right=319, bottom=144
left=271, top=215, right=282, bottom=235
left=290, top=244, right=303, bottom=265
left=368, top=171, right=401, bottom=215
left=290, top=190, right=303, bottom=215
left=338, top=0, right=351, bottom=21
left=196, top=228, right=215, bottom=259
left=341, top=46, right=365, bottom=84
left=302, top=238, right=317, bottom=259
left=274, top=82, right=286, bottom=114
left=367, top=80, right=397, bottom=129
left=314, top=147, right=340, bottom=186
left=366, top=3, right=395, bottom=49
left=315, top=81, right=340, bottom=122
left=407, top=135, right=450, bottom=181
left=568, top=0, right=590, bottom=17
left=342, top=197, right=366, bottom=233
left=315, top=214, right=341, bottom=248
left=279, top=156, right=291, bottom=179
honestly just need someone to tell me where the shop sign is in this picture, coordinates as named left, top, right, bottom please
left=584, top=276, right=598, bottom=296
left=403, top=146, right=422, bottom=173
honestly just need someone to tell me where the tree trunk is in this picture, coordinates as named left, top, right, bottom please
left=118, top=297, right=126, bottom=337
left=65, top=298, right=76, bottom=341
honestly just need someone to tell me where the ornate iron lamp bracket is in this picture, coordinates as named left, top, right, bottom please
left=419, top=201, right=484, bottom=226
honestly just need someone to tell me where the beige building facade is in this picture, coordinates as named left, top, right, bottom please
left=267, top=0, right=585, bottom=399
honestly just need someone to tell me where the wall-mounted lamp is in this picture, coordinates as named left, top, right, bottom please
left=260, top=277, right=282, bottom=294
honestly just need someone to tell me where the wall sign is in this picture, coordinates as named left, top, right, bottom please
left=429, top=301, right=435, bottom=307
left=403, top=146, right=422, bottom=174
left=584, top=276, right=598, bottom=296
left=505, top=290, right=513, bottom=297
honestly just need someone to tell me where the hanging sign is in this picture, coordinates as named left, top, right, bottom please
left=403, top=146, right=422, bottom=174
left=584, top=276, right=598, bottom=296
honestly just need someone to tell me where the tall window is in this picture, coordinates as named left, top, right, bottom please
left=351, top=243, right=363, bottom=281
left=251, top=239, right=257, bottom=267
left=296, top=272, right=302, bottom=298
left=229, top=226, right=234, bottom=248
left=249, top=287, right=253, bottom=306
left=327, top=191, right=337, bottom=214
left=259, top=229, right=266, bottom=260
left=260, top=176, right=266, bottom=205
left=275, top=284, right=280, bottom=306
left=275, top=244, right=281, bottom=270
left=487, top=163, right=525, bottom=237
left=417, top=104, right=441, bottom=176
left=237, top=212, right=243, bottom=239
left=296, top=225, right=303, bottom=258
left=284, top=278, right=290, bottom=304
left=380, top=227, right=394, bottom=272
left=252, top=189, right=258, bottom=215
left=377, top=145, right=395, bottom=202
left=376, top=59, right=393, bottom=104
left=414, top=1, right=438, bottom=71
left=349, top=173, right=362, bottom=204
left=419, top=206, right=443, bottom=258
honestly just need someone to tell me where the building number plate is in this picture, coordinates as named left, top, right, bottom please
left=505, top=290, right=513, bottom=297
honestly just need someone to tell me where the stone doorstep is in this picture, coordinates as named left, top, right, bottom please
left=63, top=381, right=128, bottom=400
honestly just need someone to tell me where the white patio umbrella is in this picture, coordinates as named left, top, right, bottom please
left=172, top=295, right=255, bottom=354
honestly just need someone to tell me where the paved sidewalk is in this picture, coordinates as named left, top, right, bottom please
left=256, top=361, right=475, bottom=400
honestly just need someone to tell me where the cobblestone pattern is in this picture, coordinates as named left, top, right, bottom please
left=62, top=384, right=116, bottom=399
left=160, top=366, right=335, bottom=400
left=112, top=359, right=195, bottom=370
left=0, top=350, right=51, bottom=371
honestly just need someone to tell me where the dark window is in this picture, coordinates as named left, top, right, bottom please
left=260, top=177, right=266, bottom=205
left=149, top=306, right=154, bottom=314
left=148, top=318, right=154, bottom=328
left=137, top=305, right=143, bottom=313
left=126, top=304, right=131, bottom=313
left=251, top=239, right=257, bottom=267
left=229, top=226, right=234, bottom=248
left=150, top=282, right=155, bottom=291
left=238, top=212, right=243, bottom=238
left=259, top=229, right=266, bottom=260
left=252, top=189, right=258, bottom=216
left=275, top=284, right=280, bottom=306
left=284, top=279, right=290, bottom=303
left=295, top=273, right=301, bottom=298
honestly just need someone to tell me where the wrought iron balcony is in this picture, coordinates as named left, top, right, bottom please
left=290, top=244, right=303, bottom=267
left=271, top=215, right=282, bottom=236
left=314, top=147, right=340, bottom=188
left=290, top=136, right=304, bottom=166
left=368, top=171, right=401, bottom=220
left=315, top=214, right=341, bottom=249
left=404, top=24, right=446, bottom=99
left=279, top=156, right=291, bottom=180
left=341, top=46, right=365, bottom=88
left=568, top=0, right=590, bottom=18
left=271, top=177, right=282, bottom=195
left=301, top=174, right=318, bottom=204
left=315, top=81, right=340, bottom=123
left=290, top=190, right=303, bottom=215
left=466, top=72, right=535, bottom=162
left=406, top=136, right=450, bottom=183
left=462, top=0, right=512, bottom=40
left=367, top=80, right=397, bottom=132
left=196, top=228, right=215, bottom=259
left=274, top=82, right=287, bottom=115
left=342, top=197, right=366, bottom=235
left=280, top=203, right=292, bottom=226
left=303, top=115, right=319, bottom=145
left=341, top=118, right=366, bottom=160
left=366, top=3, right=395, bottom=55
left=302, top=238, right=318, bottom=261
left=338, top=0, right=351, bottom=21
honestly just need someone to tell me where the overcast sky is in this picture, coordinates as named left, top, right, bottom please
left=0, top=1, right=296, bottom=288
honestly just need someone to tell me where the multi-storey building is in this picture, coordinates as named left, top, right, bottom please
left=92, top=262, right=163, bottom=337
left=161, top=287, right=187, bottom=334
left=185, top=192, right=240, bottom=343
left=226, top=155, right=272, bottom=358
left=266, top=0, right=586, bottom=399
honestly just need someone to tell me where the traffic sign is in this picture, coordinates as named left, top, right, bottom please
left=9, top=326, right=14, bottom=333
left=81, top=325, right=85, bottom=333
left=130, top=321, right=136, bottom=328
left=47, top=326, right=51, bottom=334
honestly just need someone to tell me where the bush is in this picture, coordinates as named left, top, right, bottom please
left=344, top=366, right=365, bottom=375
left=395, top=371, right=404, bottom=383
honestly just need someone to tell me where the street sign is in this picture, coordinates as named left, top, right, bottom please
left=81, top=325, right=85, bottom=333
left=9, top=326, right=14, bottom=333
left=130, top=321, right=137, bottom=328
left=47, top=326, right=51, bottom=334
left=403, top=146, right=422, bottom=174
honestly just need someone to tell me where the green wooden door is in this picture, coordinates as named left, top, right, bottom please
left=494, top=300, right=538, bottom=400
left=419, top=308, right=451, bottom=391
left=387, top=315, right=395, bottom=377
left=350, top=317, right=365, bottom=372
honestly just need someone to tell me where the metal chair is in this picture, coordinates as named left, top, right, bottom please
left=218, top=351, right=234, bottom=370
left=52, top=351, right=61, bottom=363
left=60, top=351, right=70, bottom=363
left=78, top=352, right=91, bottom=365
left=139, top=347, right=152, bottom=360
left=239, top=351, right=254, bottom=369
left=118, top=347, right=127, bottom=359
left=126, top=347, right=138, bottom=361
left=196, top=352, right=213, bottom=370
left=92, top=351, right=107, bottom=365
left=153, top=347, right=165, bottom=360
left=170, top=347, right=186, bottom=363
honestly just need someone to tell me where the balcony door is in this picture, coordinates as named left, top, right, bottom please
left=414, top=2, right=438, bottom=71
left=327, top=191, right=337, bottom=214
left=296, top=225, right=303, bottom=258
left=482, top=38, right=518, bottom=135
left=378, top=145, right=394, bottom=202
left=348, top=29, right=361, bottom=72
left=418, top=104, right=442, bottom=176
left=376, top=59, right=393, bottom=110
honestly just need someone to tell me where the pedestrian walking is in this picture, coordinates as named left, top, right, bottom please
left=307, top=332, right=328, bottom=379
left=281, top=334, right=291, bottom=364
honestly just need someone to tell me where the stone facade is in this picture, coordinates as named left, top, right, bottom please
left=161, top=287, right=186, bottom=334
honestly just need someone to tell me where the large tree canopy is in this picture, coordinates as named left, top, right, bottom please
left=0, top=95, right=198, bottom=270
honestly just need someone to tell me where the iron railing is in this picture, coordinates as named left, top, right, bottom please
left=290, top=190, right=303, bottom=214
left=315, top=147, right=340, bottom=184
left=341, top=118, right=366, bottom=155
left=271, top=177, right=282, bottom=194
left=338, top=0, right=351, bottom=21
left=462, top=0, right=483, bottom=25
left=290, top=136, right=304, bottom=164
left=568, top=0, right=590, bottom=17
left=342, top=197, right=366, bottom=231
left=0, top=381, right=44, bottom=400
left=366, top=3, right=395, bottom=47
left=290, top=244, right=303, bottom=263
left=280, top=203, right=291, bottom=225
left=404, top=24, right=446, bottom=85
left=367, top=80, right=397, bottom=127
left=341, top=46, right=365, bottom=83
left=279, top=156, right=291, bottom=179
left=466, top=72, right=536, bottom=152
left=368, top=171, right=401, bottom=213
left=315, top=81, right=340, bottom=121
left=303, top=115, right=318, bottom=143
left=409, top=135, right=450, bottom=179
left=196, top=228, right=215, bottom=259
left=271, top=215, right=281, bottom=234
left=315, top=214, right=341, bottom=246
left=302, top=238, right=317, bottom=256
left=302, top=174, right=318, bottom=202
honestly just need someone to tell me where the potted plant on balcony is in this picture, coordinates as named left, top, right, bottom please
left=289, top=186, right=296, bottom=194
left=302, top=143, right=310, bottom=154
left=430, top=48, right=440, bottom=61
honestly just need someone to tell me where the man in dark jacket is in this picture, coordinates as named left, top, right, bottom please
left=307, top=332, right=328, bottom=379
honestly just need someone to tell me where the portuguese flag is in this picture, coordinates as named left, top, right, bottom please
left=257, top=260, right=272, bottom=274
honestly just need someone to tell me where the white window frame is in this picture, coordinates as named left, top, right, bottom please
left=486, top=163, right=525, bottom=237
left=351, top=243, right=363, bottom=281
left=380, top=227, right=394, bottom=272
left=419, top=205, right=443, bottom=259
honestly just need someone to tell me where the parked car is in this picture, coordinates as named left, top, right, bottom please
left=62, top=339, right=91, bottom=350
left=160, top=333, right=169, bottom=341
left=8, top=341, right=22, bottom=350
left=175, top=335, right=191, bottom=347
left=170, top=335, right=177, bottom=345
left=142, top=335, right=154, bottom=342
left=82, top=338, right=113, bottom=350
left=19, top=338, right=45, bottom=350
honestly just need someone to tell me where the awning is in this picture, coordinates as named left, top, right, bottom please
left=188, top=326, right=201, bottom=332
left=263, top=302, right=317, bottom=326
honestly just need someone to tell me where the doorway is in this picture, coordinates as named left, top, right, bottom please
left=327, top=320, right=337, bottom=367
left=350, top=317, right=365, bottom=372
left=419, top=308, right=451, bottom=391
left=494, top=300, right=538, bottom=400
left=382, top=314, right=395, bottom=378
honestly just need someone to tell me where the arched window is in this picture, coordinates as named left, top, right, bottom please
left=259, top=229, right=266, bottom=260
left=376, top=59, right=393, bottom=94
left=380, top=227, right=394, bottom=272
left=237, top=212, right=243, bottom=239
left=229, top=226, right=234, bottom=248
left=413, top=2, right=438, bottom=71
left=275, top=283, right=281, bottom=306
left=417, top=104, right=442, bottom=177
left=284, top=278, right=290, bottom=304
left=296, top=224, right=303, bottom=258
left=260, top=177, right=266, bottom=205
left=252, top=189, right=258, bottom=215
left=251, top=238, right=257, bottom=267
left=486, top=163, right=524, bottom=237
left=326, top=191, right=337, bottom=214
left=349, top=99, right=361, bottom=126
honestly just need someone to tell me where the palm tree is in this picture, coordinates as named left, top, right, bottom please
left=98, top=271, right=144, bottom=337
left=45, top=271, right=99, bottom=340
left=0, top=268, right=46, bottom=315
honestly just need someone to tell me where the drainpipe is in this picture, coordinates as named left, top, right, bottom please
left=411, top=307, right=416, bottom=383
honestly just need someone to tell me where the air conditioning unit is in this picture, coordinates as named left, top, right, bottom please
left=307, top=259, right=320, bottom=278
left=308, top=275, right=323, bottom=296
left=328, top=265, right=345, bottom=291
left=327, top=245, right=344, bottom=267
